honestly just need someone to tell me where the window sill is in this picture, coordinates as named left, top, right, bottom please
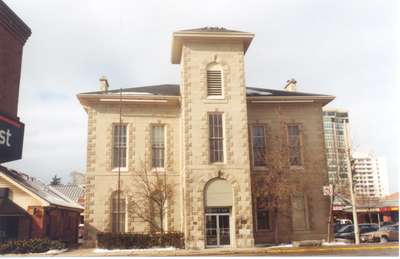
left=203, top=98, right=228, bottom=104
left=151, top=167, right=165, bottom=172
left=210, top=162, right=225, bottom=166
left=112, top=167, right=128, bottom=172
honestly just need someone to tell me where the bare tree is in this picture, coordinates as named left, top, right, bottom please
left=252, top=106, right=294, bottom=243
left=127, top=163, right=173, bottom=234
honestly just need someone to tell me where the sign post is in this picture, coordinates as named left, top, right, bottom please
left=323, top=184, right=334, bottom=242
left=0, top=113, right=24, bottom=163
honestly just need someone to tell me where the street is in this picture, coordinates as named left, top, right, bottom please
left=37, top=242, right=398, bottom=257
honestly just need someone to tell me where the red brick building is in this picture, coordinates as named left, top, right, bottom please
left=0, top=0, right=31, bottom=163
left=0, top=0, right=31, bottom=119
left=0, top=166, right=83, bottom=243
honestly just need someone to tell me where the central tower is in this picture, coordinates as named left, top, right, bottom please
left=172, top=27, right=255, bottom=248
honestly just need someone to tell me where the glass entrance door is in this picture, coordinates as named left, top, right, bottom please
left=205, top=211, right=230, bottom=247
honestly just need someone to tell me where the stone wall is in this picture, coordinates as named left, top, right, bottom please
left=83, top=102, right=182, bottom=245
left=248, top=102, right=330, bottom=244
left=180, top=41, right=255, bottom=249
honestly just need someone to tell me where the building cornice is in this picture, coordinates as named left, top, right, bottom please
left=247, top=95, right=335, bottom=105
left=0, top=0, right=31, bottom=45
left=77, top=93, right=181, bottom=108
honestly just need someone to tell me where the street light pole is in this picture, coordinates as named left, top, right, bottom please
left=343, top=118, right=360, bottom=244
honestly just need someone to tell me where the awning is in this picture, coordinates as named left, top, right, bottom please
left=0, top=198, right=29, bottom=216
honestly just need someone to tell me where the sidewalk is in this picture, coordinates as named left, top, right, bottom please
left=53, top=243, right=399, bottom=257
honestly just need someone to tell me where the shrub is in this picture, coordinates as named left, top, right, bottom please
left=97, top=232, right=184, bottom=249
left=0, top=239, right=65, bottom=254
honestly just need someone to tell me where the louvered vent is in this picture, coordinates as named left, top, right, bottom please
left=207, top=70, right=222, bottom=96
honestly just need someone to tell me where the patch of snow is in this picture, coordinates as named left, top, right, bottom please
left=267, top=244, right=293, bottom=249
left=246, top=89, right=272, bottom=96
left=94, top=246, right=176, bottom=253
left=45, top=249, right=68, bottom=254
left=322, top=242, right=349, bottom=246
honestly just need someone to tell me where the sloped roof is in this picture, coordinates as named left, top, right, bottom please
left=80, top=84, right=180, bottom=96
left=50, top=184, right=84, bottom=205
left=79, top=84, right=331, bottom=98
left=0, top=166, right=83, bottom=211
left=246, top=87, right=330, bottom=97
left=177, top=27, right=249, bottom=33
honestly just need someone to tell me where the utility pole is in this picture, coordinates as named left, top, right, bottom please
left=117, top=87, right=122, bottom=234
left=343, top=118, right=359, bottom=244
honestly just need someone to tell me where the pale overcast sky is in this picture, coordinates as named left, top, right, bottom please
left=4, top=0, right=399, bottom=192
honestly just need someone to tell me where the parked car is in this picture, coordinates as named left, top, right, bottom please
left=360, top=224, right=399, bottom=243
left=335, top=219, right=352, bottom=225
left=335, top=223, right=379, bottom=241
left=334, top=223, right=351, bottom=233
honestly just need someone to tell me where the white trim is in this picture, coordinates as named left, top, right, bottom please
left=0, top=173, right=49, bottom=206
left=250, top=100, right=314, bottom=103
left=204, top=212, right=232, bottom=248
left=100, top=99, right=168, bottom=103
left=206, top=64, right=224, bottom=99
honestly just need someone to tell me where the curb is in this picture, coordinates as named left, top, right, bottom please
left=263, top=244, right=399, bottom=254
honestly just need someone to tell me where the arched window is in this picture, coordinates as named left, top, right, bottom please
left=207, top=63, right=223, bottom=97
left=111, top=191, right=126, bottom=233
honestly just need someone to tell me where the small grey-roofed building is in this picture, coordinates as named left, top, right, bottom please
left=0, top=166, right=83, bottom=243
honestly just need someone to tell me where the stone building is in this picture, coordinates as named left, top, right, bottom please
left=77, top=27, right=334, bottom=248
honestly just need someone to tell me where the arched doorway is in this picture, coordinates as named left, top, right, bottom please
left=204, top=178, right=233, bottom=247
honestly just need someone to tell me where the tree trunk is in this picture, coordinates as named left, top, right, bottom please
left=160, top=210, right=164, bottom=235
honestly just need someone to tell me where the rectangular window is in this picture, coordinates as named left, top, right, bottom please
left=291, top=195, right=309, bottom=231
left=288, top=125, right=302, bottom=166
left=209, top=113, right=224, bottom=163
left=256, top=198, right=270, bottom=230
left=112, top=194, right=126, bottom=233
left=112, top=124, right=127, bottom=168
left=151, top=125, right=165, bottom=168
left=251, top=126, right=266, bottom=167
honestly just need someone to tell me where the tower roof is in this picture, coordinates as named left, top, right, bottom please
left=171, top=27, right=254, bottom=64
left=177, top=27, right=249, bottom=33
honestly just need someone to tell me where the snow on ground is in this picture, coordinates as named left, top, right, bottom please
left=322, top=242, right=350, bottom=246
left=44, top=249, right=68, bottom=254
left=265, top=241, right=350, bottom=249
left=94, top=247, right=177, bottom=253
left=267, top=244, right=293, bottom=248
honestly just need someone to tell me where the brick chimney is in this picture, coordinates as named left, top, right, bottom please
left=284, top=78, right=297, bottom=92
left=99, top=76, right=109, bottom=92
